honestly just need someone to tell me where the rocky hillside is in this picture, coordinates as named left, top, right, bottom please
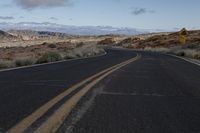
left=134, top=31, right=200, bottom=48
left=95, top=30, right=200, bottom=60
left=8, top=30, right=71, bottom=41
left=116, top=30, right=200, bottom=60
left=0, top=30, right=19, bottom=41
left=123, top=30, right=200, bottom=49
left=0, top=29, right=74, bottom=44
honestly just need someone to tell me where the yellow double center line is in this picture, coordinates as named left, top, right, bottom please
left=7, top=54, right=141, bottom=133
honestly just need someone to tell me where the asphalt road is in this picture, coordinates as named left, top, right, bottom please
left=61, top=52, right=200, bottom=133
left=0, top=48, right=137, bottom=132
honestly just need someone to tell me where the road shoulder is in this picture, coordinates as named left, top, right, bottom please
left=169, top=54, right=200, bottom=67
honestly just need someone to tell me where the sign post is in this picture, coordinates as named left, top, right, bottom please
left=179, top=28, right=188, bottom=45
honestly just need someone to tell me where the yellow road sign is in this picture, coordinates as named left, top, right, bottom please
left=179, top=28, right=188, bottom=36
left=179, top=28, right=188, bottom=45
left=179, top=35, right=186, bottom=45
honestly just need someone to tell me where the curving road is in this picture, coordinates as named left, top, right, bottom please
left=0, top=48, right=137, bottom=132
left=1, top=48, right=200, bottom=133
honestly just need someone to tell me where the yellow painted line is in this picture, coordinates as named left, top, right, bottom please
left=35, top=55, right=141, bottom=133
left=7, top=54, right=141, bottom=133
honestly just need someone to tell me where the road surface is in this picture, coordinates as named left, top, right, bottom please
left=59, top=51, right=200, bottom=133
left=0, top=48, right=136, bottom=132
left=0, top=49, right=200, bottom=133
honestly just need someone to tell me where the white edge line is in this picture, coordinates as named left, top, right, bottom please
left=167, top=54, right=200, bottom=67
left=0, top=52, right=107, bottom=73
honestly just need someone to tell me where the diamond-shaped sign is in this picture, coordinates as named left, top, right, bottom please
left=179, top=28, right=188, bottom=36
left=179, top=28, right=187, bottom=45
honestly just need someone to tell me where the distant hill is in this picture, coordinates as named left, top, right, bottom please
left=116, top=30, right=200, bottom=49
left=9, top=30, right=70, bottom=37
left=8, top=30, right=72, bottom=41
left=0, top=22, right=148, bottom=36
left=0, top=30, right=72, bottom=42
left=0, top=30, right=19, bottom=41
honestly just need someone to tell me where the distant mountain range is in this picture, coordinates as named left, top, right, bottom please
left=0, top=22, right=149, bottom=36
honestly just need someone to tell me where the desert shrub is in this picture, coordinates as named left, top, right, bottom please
left=65, top=44, right=105, bottom=59
left=97, top=38, right=115, bottom=45
left=193, top=38, right=200, bottom=42
left=76, top=42, right=85, bottom=48
left=15, top=59, right=34, bottom=67
left=169, top=39, right=178, bottom=44
left=36, top=52, right=62, bottom=64
left=194, top=54, right=200, bottom=59
left=185, top=44, right=198, bottom=49
left=65, top=51, right=82, bottom=59
left=144, top=47, right=170, bottom=53
left=42, top=42, right=48, bottom=45
left=48, top=44, right=57, bottom=48
left=65, top=56, right=74, bottom=60
left=0, top=63, right=9, bottom=69
left=172, top=49, right=200, bottom=59
left=118, top=37, right=140, bottom=46
left=120, top=38, right=132, bottom=44
left=146, top=35, right=160, bottom=42
left=176, top=51, right=185, bottom=56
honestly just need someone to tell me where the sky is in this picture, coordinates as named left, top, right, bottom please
left=0, top=0, right=200, bottom=30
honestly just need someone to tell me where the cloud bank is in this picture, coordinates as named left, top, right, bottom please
left=14, top=0, right=72, bottom=9
left=0, top=16, right=14, bottom=20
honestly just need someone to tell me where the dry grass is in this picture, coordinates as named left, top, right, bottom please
left=173, top=49, right=200, bottom=59
left=15, top=59, right=34, bottom=67
left=143, top=47, right=171, bottom=53
left=0, top=63, right=9, bottom=69
left=36, top=52, right=62, bottom=64
left=97, top=38, right=116, bottom=45
left=65, top=43, right=105, bottom=59
left=0, top=40, right=105, bottom=70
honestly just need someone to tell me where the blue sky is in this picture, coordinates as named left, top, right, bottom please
left=0, top=0, right=199, bottom=30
